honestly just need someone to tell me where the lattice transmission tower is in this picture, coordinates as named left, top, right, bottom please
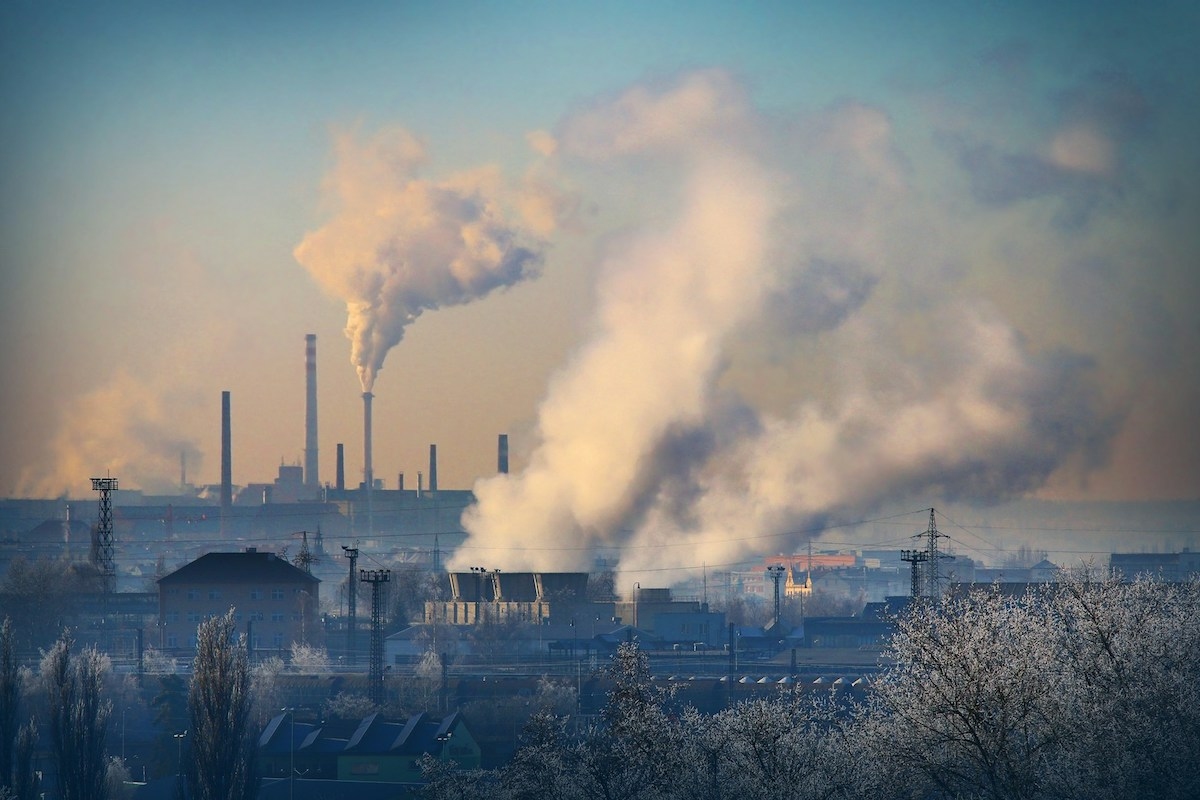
left=90, top=476, right=118, bottom=593
left=361, top=568, right=391, bottom=705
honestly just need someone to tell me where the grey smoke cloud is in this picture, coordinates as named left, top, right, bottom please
left=295, top=127, right=555, bottom=392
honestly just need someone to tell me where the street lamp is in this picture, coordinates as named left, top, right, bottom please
left=436, top=731, right=453, bottom=764
left=281, top=708, right=298, bottom=800
left=634, top=582, right=640, bottom=629
left=173, top=730, right=187, bottom=794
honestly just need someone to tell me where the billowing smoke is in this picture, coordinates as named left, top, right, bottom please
left=295, top=126, right=558, bottom=391
left=454, top=69, right=1115, bottom=587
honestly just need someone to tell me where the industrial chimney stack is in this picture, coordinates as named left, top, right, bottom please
left=336, top=443, right=345, bottom=491
left=498, top=433, right=509, bottom=474
left=304, top=334, right=319, bottom=488
left=363, top=392, right=374, bottom=533
left=429, top=444, right=438, bottom=493
left=221, top=390, right=232, bottom=533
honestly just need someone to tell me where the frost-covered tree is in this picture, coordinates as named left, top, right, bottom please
left=187, top=609, right=256, bottom=800
left=42, top=633, right=111, bottom=800
left=1047, top=575, right=1200, bottom=800
left=860, top=574, right=1200, bottom=800
left=0, top=618, right=17, bottom=786
left=288, top=642, right=330, bottom=673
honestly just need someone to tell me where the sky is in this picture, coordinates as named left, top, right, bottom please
left=2, top=2, right=1197, bottom=578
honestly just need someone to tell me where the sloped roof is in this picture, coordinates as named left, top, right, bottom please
left=159, top=550, right=319, bottom=586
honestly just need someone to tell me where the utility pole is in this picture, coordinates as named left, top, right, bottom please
left=342, top=545, right=358, bottom=664
left=361, top=569, right=390, bottom=705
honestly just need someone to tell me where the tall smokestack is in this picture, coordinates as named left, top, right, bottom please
left=429, top=444, right=438, bottom=493
left=336, top=443, right=345, bottom=491
left=363, top=392, right=373, bottom=533
left=304, top=334, right=319, bottom=488
left=498, top=434, right=509, bottom=474
left=221, top=390, right=232, bottom=532
left=363, top=393, right=373, bottom=488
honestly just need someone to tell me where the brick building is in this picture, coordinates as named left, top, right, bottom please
left=157, top=548, right=320, bottom=658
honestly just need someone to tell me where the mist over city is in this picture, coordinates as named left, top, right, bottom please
left=1, top=3, right=1197, bottom=799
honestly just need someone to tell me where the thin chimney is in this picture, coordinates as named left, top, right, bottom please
left=336, top=443, right=345, bottom=491
left=221, top=390, right=232, bottom=533
left=304, top=334, right=319, bottom=488
left=498, top=433, right=509, bottom=474
left=429, top=444, right=438, bottom=493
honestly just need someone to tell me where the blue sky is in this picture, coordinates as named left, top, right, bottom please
left=2, top=2, right=1197, bottom=571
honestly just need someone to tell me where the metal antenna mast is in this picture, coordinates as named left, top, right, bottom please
left=767, top=564, right=786, bottom=628
left=91, top=477, right=118, bottom=593
left=342, top=544, right=359, bottom=663
left=361, top=568, right=391, bottom=705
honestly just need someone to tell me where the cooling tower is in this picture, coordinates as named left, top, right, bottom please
left=498, top=433, right=509, bottom=474
left=221, top=390, right=232, bottom=531
left=429, top=444, right=438, bottom=493
left=304, top=334, right=319, bottom=488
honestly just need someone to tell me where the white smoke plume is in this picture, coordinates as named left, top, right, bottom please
left=295, top=126, right=557, bottom=392
left=455, top=69, right=1113, bottom=588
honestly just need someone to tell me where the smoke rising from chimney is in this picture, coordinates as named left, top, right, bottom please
left=294, top=127, right=562, bottom=392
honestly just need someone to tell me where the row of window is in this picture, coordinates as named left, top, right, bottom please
left=165, top=633, right=286, bottom=649
left=163, top=611, right=304, bottom=624
left=171, top=587, right=305, bottom=601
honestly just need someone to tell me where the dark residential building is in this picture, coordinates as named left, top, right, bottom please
left=157, top=548, right=319, bottom=657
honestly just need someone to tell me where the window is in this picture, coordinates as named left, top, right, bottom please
left=166, top=612, right=179, bottom=624
left=188, top=635, right=198, bottom=648
left=186, top=589, right=199, bottom=600
left=208, top=590, right=221, bottom=600
left=271, top=612, right=285, bottom=623
left=272, top=633, right=283, bottom=648
left=249, top=589, right=263, bottom=600
left=186, top=612, right=201, bottom=623
left=271, top=589, right=285, bottom=600
left=250, top=611, right=264, bottom=622
left=167, top=634, right=177, bottom=648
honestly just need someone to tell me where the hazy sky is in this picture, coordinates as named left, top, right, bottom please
left=2, top=2, right=1197, bottom=573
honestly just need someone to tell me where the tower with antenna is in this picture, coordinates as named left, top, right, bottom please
left=90, top=476, right=118, bottom=593
left=767, top=564, right=786, bottom=629
left=361, top=568, right=391, bottom=705
left=901, top=549, right=929, bottom=599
